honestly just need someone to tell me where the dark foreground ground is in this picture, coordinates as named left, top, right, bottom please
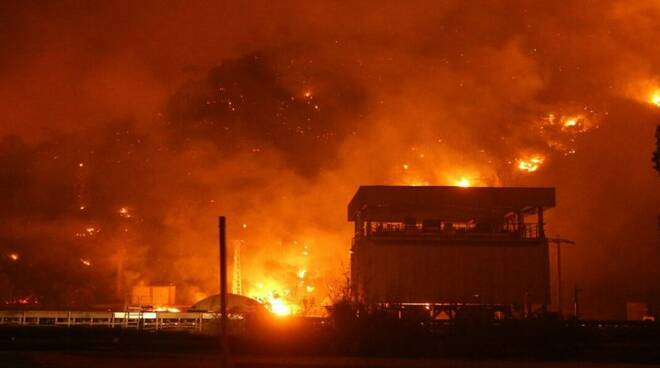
left=1, top=319, right=660, bottom=367
left=2, top=352, right=658, bottom=368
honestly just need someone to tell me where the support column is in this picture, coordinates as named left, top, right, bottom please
left=537, top=206, right=545, bottom=239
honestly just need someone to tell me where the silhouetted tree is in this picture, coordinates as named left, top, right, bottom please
left=654, top=125, right=660, bottom=174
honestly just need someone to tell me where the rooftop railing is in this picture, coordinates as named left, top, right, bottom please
left=357, top=222, right=541, bottom=241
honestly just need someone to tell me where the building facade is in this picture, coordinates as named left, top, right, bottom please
left=349, top=186, right=555, bottom=310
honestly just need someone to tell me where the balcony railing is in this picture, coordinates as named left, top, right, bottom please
left=357, top=222, right=541, bottom=241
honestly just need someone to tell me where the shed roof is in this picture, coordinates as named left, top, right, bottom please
left=348, top=186, right=555, bottom=221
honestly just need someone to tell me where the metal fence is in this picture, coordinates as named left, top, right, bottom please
left=0, top=310, right=236, bottom=334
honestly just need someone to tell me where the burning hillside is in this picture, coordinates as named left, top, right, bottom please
left=0, top=1, right=659, bottom=319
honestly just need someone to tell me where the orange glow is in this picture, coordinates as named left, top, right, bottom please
left=517, top=155, right=545, bottom=172
left=650, top=90, right=660, bottom=107
left=154, top=306, right=181, bottom=313
left=248, top=279, right=299, bottom=317
left=8, top=253, right=19, bottom=261
left=455, top=177, right=471, bottom=187
left=80, top=258, right=91, bottom=266
left=269, top=298, right=292, bottom=317
left=408, top=180, right=430, bottom=186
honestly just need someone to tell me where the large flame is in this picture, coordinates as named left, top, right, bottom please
left=650, top=89, right=660, bottom=107
left=517, top=155, right=545, bottom=172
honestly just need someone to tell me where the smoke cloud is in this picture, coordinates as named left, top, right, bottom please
left=0, top=1, right=658, bottom=318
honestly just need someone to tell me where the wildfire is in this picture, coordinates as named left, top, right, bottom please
left=269, top=297, right=292, bottom=317
left=8, top=253, right=19, bottom=261
left=562, top=117, right=578, bottom=128
left=650, top=90, right=660, bottom=107
left=248, top=278, right=301, bottom=317
left=455, top=177, right=471, bottom=187
left=517, top=155, right=545, bottom=172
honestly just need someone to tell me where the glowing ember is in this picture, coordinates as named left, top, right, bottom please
left=80, top=258, right=91, bottom=266
left=8, top=253, right=19, bottom=261
left=305, top=285, right=315, bottom=293
left=563, top=117, right=578, bottom=127
left=402, top=163, right=409, bottom=170
left=242, top=223, right=248, bottom=229
left=118, top=207, right=132, bottom=218
left=517, top=155, right=545, bottom=172
left=297, top=269, right=306, bottom=279
left=455, top=177, right=471, bottom=187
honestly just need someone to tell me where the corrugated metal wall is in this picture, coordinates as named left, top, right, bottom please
left=352, top=239, right=550, bottom=305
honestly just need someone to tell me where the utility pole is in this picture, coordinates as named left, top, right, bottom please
left=219, top=216, right=229, bottom=368
left=547, top=236, right=575, bottom=317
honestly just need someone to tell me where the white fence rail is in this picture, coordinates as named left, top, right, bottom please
left=0, top=310, right=230, bottom=333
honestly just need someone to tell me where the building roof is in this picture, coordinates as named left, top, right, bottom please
left=188, top=293, right=267, bottom=315
left=348, top=186, right=556, bottom=221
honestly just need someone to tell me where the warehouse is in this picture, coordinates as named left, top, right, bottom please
left=349, top=186, right=556, bottom=316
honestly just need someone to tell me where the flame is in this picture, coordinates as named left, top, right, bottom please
left=455, top=177, right=471, bottom=187
left=248, top=279, right=298, bottom=317
left=517, top=155, right=545, bottom=172
left=269, top=297, right=292, bottom=317
left=650, top=90, right=660, bottom=107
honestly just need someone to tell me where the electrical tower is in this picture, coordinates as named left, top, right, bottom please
left=232, top=240, right=243, bottom=295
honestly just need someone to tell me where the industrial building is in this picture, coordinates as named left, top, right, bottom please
left=349, top=185, right=555, bottom=316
